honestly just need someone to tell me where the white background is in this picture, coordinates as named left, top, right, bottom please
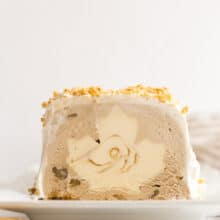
left=0, top=0, right=220, bottom=182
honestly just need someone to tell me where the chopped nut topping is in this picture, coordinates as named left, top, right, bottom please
left=69, top=178, right=81, bottom=187
left=40, top=117, right=46, bottom=126
left=181, top=106, right=189, bottom=114
left=52, top=167, right=68, bottom=180
left=67, top=113, right=78, bottom=118
left=41, top=85, right=180, bottom=110
left=28, top=187, right=38, bottom=195
left=41, top=85, right=188, bottom=126
left=53, top=91, right=61, bottom=98
left=64, top=86, right=103, bottom=97
left=95, top=139, right=101, bottom=144
left=151, top=189, right=160, bottom=198
left=113, top=194, right=125, bottom=200
left=177, top=176, right=184, bottom=180
left=41, top=101, right=48, bottom=108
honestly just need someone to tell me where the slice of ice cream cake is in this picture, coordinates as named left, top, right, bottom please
left=35, top=85, right=200, bottom=200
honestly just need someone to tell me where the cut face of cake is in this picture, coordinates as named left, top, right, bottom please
left=36, top=85, right=200, bottom=200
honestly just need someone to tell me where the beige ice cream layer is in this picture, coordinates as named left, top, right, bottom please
left=36, top=93, right=200, bottom=200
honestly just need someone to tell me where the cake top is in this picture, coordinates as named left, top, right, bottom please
left=41, top=85, right=188, bottom=125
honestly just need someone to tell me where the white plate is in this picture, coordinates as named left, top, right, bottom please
left=0, top=197, right=220, bottom=220
left=0, top=189, right=220, bottom=220
left=0, top=164, right=220, bottom=220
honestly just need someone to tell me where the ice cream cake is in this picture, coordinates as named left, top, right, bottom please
left=35, top=85, right=200, bottom=200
